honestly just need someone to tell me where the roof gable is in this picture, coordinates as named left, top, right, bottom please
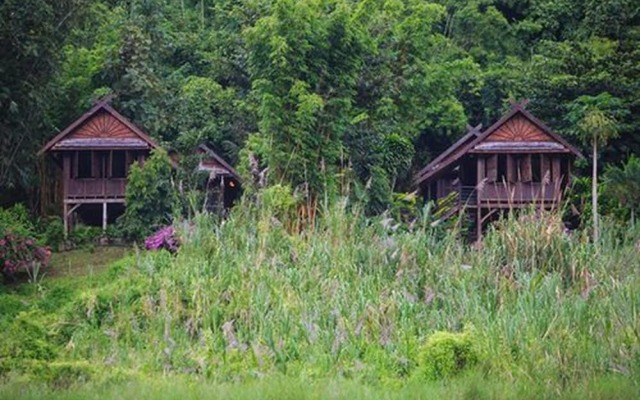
left=484, top=113, right=554, bottom=142
left=414, top=124, right=482, bottom=184
left=414, top=101, right=583, bottom=187
left=197, top=144, right=241, bottom=181
left=38, top=96, right=158, bottom=155
left=67, top=110, right=139, bottom=140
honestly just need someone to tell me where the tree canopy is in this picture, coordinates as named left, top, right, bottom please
left=1, top=0, right=638, bottom=214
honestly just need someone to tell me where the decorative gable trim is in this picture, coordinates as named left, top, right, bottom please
left=38, top=96, right=158, bottom=155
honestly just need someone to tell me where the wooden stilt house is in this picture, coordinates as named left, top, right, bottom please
left=414, top=100, right=583, bottom=240
left=38, top=96, right=159, bottom=236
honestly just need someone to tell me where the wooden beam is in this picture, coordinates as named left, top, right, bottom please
left=64, top=198, right=125, bottom=204
left=67, top=203, right=82, bottom=215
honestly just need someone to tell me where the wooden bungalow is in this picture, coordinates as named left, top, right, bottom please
left=195, top=144, right=242, bottom=212
left=38, top=96, right=159, bottom=236
left=414, top=100, right=583, bottom=240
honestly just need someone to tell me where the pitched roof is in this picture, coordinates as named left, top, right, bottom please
left=38, top=96, right=158, bottom=155
left=414, top=101, right=584, bottom=187
left=197, top=144, right=241, bottom=181
left=413, top=124, right=482, bottom=185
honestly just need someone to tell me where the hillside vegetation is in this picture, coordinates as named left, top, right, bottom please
left=1, top=201, right=639, bottom=398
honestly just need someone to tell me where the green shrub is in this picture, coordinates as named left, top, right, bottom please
left=0, top=311, right=57, bottom=365
left=261, top=184, right=297, bottom=218
left=0, top=204, right=36, bottom=238
left=416, top=330, right=480, bottom=381
left=42, top=216, right=64, bottom=250
left=27, top=361, right=96, bottom=388
left=118, top=149, right=178, bottom=241
left=69, top=225, right=102, bottom=247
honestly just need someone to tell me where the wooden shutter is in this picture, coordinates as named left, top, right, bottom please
left=477, top=157, right=486, bottom=182
left=506, top=155, right=514, bottom=182
left=541, top=155, right=551, bottom=183
left=91, top=151, right=100, bottom=178
left=521, top=155, right=532, bottom=182
left=73, top=151, right=79, bottom=178
left=107, top=150, right=113, bottom=178
left=552, top=157, right=561, bottom=183
left=486, top=155, right=498, bottom=181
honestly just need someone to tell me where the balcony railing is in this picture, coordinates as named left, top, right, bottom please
left=66, top=178, right=126, bottom=199
left=480, top=182, right=559, bottom=204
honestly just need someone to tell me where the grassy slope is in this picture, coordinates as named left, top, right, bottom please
left=1, top=203, right=639, bottom=398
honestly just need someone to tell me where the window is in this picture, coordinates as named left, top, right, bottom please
left=77, top=151, right=93, bottom=179
left=531, top=155, right=541, bottom=182
left=497, top=154, right=508, bottom=182
left=111, top=151, right=127, bottom=178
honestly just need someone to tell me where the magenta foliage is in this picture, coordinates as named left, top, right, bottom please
left=144, top=226, right=179, bottom=253
left=0, top=232, right=51, bottom=280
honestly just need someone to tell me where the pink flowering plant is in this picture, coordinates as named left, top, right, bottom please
left=144, top=226, right=179, bottom=253
left=0, top=232, right=52, bottom=281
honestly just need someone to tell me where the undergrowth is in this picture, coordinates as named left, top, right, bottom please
left=0, top=199, right=639, bottom=397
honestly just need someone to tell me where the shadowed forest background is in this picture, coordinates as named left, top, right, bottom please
left=1, top=0, right=639, bottom=217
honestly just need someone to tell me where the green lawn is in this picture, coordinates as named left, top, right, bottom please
left=1, top=374, right=637, bottom=400
left=48, top=246, right=132, bottom=279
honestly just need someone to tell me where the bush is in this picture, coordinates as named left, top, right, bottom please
left=416, top=330, right=480, bottom=381
left=118, top=149, right=178, bottom=241
left=0, top=204, right=37, bottom=239
left=69, top=225, right=103, bottom=247
left=261, top=184, right=297, bottom=218
left=0, top=232, right=51, bottom=281
left=42, top=217, right=64, bottom=250
left=144, top=226, right=179, bottom=252
left=0, top=311, right=57, bottom=364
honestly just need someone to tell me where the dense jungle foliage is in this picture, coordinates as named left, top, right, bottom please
left=1, top=0, right=639, bottom=215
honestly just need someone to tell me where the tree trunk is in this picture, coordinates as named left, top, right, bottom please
left=592, top=137, right=599, bottom=243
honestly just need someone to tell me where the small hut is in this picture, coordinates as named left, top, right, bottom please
left=196, top=144, right=242, bottom=213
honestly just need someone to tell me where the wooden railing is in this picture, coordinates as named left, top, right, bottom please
left=66, top=178, right=126, bottom=199
left=480, top=182, right=559, bottom=204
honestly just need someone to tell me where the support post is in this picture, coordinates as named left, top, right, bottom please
left=476, top=156, right=484, bottom=242
left=476, top=208, right=482, bottom=243
left=218, top=176, right=225, bottom=216
left=63, top=202, right=69, bottom=238
left=102, top=202, right=107, bottom=232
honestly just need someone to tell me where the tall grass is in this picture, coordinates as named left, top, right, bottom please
left=1, top=198, right=639, bottom=397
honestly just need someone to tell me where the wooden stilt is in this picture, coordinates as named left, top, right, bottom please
left=476, top=156, right=485, bottom=243
left=218, top=177, right=225, bottom=216
left=102, top=202, right=107, bottom=231
left=476, top=208, right=482, bottom=243
left=63, top=202, right=69, bottom=238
